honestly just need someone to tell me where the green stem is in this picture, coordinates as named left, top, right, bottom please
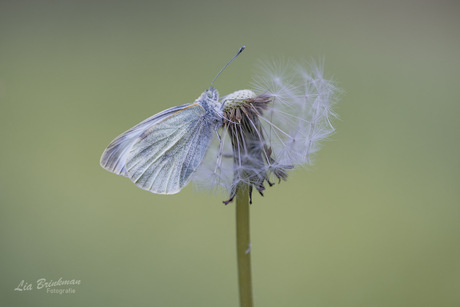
left=236, top=185, right=253, bottom=307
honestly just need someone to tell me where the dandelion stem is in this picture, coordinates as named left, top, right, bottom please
left=236, top=184, right=253, bottom=307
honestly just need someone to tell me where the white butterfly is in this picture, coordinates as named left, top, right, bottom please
left=100, top=47, right=245, bottom=194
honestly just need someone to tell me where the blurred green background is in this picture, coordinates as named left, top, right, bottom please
left=1, top=1, right=459, bottom=306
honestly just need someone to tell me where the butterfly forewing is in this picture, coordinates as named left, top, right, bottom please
left=100, top=103, right=190, bottom=176
left=126, top=104, right=214, bottom=194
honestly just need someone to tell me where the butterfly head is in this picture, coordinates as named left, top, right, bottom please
left=205, top=87, right=220, bottom=101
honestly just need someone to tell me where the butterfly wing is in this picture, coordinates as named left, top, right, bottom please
left=100, top=103, right=190, bottom=176
left=125, top=103, right=215, bottom=194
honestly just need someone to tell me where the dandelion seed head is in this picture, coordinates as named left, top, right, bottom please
left=193, top=59, right=339, bottom=203
left=222, top=90, right=256, bottom=112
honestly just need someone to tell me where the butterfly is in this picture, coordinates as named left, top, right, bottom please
left=100, top=47, right=246, bottom=194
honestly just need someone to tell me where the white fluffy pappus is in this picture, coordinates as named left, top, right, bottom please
left=192, top=60, right=339, bottom=203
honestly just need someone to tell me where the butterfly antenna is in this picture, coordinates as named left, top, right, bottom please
left=210, top=46, right=245, bottom=88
